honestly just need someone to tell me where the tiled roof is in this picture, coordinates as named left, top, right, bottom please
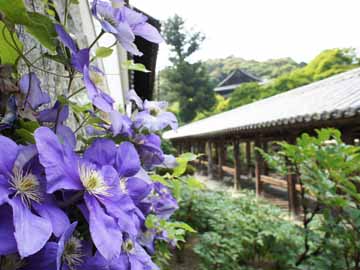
left=164, top=68, right=360, bottom=139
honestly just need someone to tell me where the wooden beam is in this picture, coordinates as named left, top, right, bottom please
left=233, top=140, right=241, bottom=190
left=261, top=175, right=302, bottom=192
left=255, top=138, right=263, bottom=196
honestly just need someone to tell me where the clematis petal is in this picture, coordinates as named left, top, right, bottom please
left=101, top=195, right=138, bottom=236
left=133, top=23, right=164, bottom=44
left=83, top=65, right=114, bottom=112
left=37, top=102, right=69, bottom=123
left=126, top=177, right=152, bottom=203
left=56, top=124, right=76, bottom=150
left=0, top=135, right=18, bottom=176
left=0, top=178, right=10, bottom=205
left=85, top=194, right=123, bottom=260
left=19, top=73, right=50, bottom=110
left=84, top=139, right=116, bottom=167
left=56, top=222, right=78, bottom=270
left=126, top=89, right=143, bottom=109
left=10, top=197, right=52, bottom=257
left=34, top=127, right=82, bottom=193
left=55, top=24, right=78, bottom=53
left=116, top=142, right=141, bottom=177
left=0, top=204, right=17, bottom=255
left=24, top=242, right=58, bottom=270
left=14, top=144, right=37, bottom=170
left=109, top=110, right=133, bottom=137
left=72, top=48, right=90, bottom=73
left=33, top=198, right=70, bottom=237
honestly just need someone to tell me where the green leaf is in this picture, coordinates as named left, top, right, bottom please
left=179, top=152, right=197, bottom=162
left=150, top=174, right=171, bottom=186
left=18, top=120, right=40, bottom=132
left=69, top=102, right=92, bottom=114
left=187, top=177, right=205, bottom=189
left=15, top=129, right=35, bottom=144
left=145, top=214, right=158, bottom=229
left=0, top=0, right=31, bottom=25
left=173, top=158, right=188, bottom=177
left=170, top=222, right=196, bottom=233
left=25, top=12, right=57, bottom=51
left=0, top=21, right=23, bottom=65
left=122, top=60, right=150, bottom=73
left=95, top=47, right=113, bottom=58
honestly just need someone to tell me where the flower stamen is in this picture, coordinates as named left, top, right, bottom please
left=63, top=237, right=83, bottom=268
left=9, top=168, right=42, bottom=206
left=79, top=165, right=110, bottom=197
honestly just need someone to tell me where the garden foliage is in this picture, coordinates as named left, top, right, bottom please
left=174, top=129, right=360, bottom=270
left=0, top=0, right=193, bottom=269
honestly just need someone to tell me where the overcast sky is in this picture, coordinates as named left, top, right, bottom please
left=131, top=0, right=360, bottom=70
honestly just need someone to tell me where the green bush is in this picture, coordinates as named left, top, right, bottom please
left=176, top=190, right=303, bottom=270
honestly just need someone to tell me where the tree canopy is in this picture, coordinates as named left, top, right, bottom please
left=162, top=15, right=216, bottom=123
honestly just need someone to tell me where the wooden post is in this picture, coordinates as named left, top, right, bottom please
left=217, top=140, right=224, bottom=181
left=206, top=141, right=214, bottom=179
left=246, top=141, right=252, bottom=179
left=255, top=138, right=263, bottom=196
left=233, top=140, right=241, bottom=190
left=263, top=141, right=269, bottom=176
left=287, top=135, right=299, bottom=215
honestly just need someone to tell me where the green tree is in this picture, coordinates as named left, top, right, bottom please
left=227, top=82, right=262, bottom=109
left=162, top=15, right=216, bottom=123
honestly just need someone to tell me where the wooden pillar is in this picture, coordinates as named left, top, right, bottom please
left=206, top=141, right=214, bottom=178
left=287, top=135, right=299, bottom=215
left=254, top=138, right=263, bottom=196
left=246, top=141, right=252, bottom=179
left=233, top=140, right=241, bottom=190
left=217, top=140, right=224, bottom=181
left=262, top=141, right=269, bottom=176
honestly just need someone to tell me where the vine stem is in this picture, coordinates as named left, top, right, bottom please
left=67, top=87, right=86, bottom=99
left=89, top=30, right=105, bottom=49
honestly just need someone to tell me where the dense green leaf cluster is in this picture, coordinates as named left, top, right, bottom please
left=175, top=189, right=303, bottom=270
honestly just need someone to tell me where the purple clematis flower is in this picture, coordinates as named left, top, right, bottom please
left=109, top=110, right=133, bottom=137
left=34, top=128, right=151, bottom=260
left=135, top=134, right=164, bottom=170
left=21, top=222, right=92, bottom=270
left=82, top=237, right=159, bottom=270
left=141, top=182, right=178, bottom=220
left=0, top=137, right=69, bottom=258
left=18, top=73, right=50, bottom=110
left=55, top=24, right=114, bottom=113
left=135, top=100, right=178, bottom=132
left=91, top=0, right=163, bottom=56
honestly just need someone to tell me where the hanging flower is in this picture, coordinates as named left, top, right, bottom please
left=91, top=0, right=164, bottom=56
left=55, top=24, right=114, bottom=113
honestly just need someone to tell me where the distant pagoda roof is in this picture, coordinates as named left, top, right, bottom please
left=214, top=69, right=261, bottom=93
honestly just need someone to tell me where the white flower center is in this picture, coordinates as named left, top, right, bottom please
left=79, top=165, right=110, bottom=197
left=122, top=239, right=135, bottom=253
left=9, top=168, right=42, bottom=206
left=63, top=237, right=83, bottom=268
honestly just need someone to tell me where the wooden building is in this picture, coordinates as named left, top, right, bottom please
left=214, top=69, right=261, bottom=97
left=164, top=67, right=360, bottom=214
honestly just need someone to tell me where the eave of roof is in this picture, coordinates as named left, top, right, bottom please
left=164, top=67, right=360, bottom=140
